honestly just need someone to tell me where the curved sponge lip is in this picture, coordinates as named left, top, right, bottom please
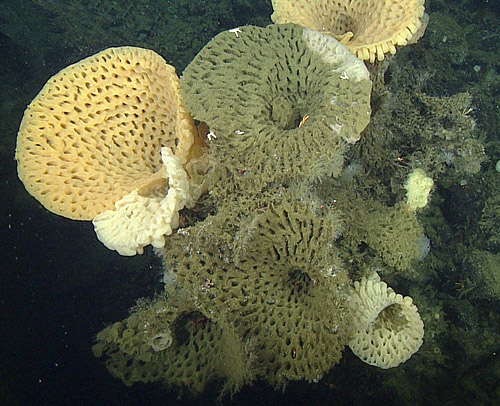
left=92, top=147, right=190, bottom=256
left=271, top=0, right=426, bottom=63
left=348, top=273, right=424, bottom=368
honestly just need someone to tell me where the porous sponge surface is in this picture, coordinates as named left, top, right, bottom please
left=16, top=46, right=196, bottom=220
left=97, top=317, right=225, bottom=391
left=364, top=202, right=425, bottom=271
left=92, top=147, right=191, bottom=256
left=92, top=295, right=253, bottom=393
left=337, top=195, right=425, bottom=273
left=348, top=273, right=424, bottom=368
left=181, top=24, right=371, bottom=193
left=271, top=0, right=426, bottom=63
left=163, top=199, right=351, bottom=385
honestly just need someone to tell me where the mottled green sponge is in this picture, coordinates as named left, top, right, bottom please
left=163, top=197, right=351, bottom=386
left=92, top=292, right=258, bottom=396
left=181, top=24, right=372, bottom=192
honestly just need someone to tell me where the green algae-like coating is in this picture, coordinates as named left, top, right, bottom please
left=181, top=24, right=371, bottom=192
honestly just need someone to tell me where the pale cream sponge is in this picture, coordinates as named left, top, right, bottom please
left=404, top=168, right=434, bottom=210
left=92, top=147, right=191, bottom=256
left=348, top=273, right=424, bottom=369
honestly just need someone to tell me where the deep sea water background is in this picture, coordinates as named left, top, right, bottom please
left=1, top=1, right=499, bottom=405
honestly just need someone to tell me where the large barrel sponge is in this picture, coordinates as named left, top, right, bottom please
left=181, top=24, right=371, bottom=193
left=163, top=198, right=351, bottom=387
left=15, top=46, right=201, bottom=221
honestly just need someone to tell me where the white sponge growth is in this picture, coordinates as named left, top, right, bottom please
left=405, top=168, right=434, bottom=210
left=93, top=147, right=190, bottom=255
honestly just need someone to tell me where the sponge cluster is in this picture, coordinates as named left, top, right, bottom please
left=163, top=199, right=350, bottom=386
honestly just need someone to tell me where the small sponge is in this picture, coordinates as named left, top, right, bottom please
left=348, top=273, right=424, bottom=369
left=405, top=168, right=434, bottom=210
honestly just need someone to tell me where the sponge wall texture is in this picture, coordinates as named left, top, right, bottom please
left=16, top=46, right=197, bottom=220
left=181, top=24, right=371, bottom=193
